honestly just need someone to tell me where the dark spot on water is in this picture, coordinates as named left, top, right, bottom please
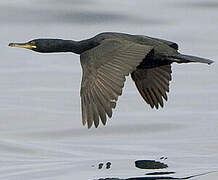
left=97, top=162, right=112, bottom=169
left=98, top=163, right=104, bottom=169
left=145, top=171, right=175, bottom=175
left=160, top=157, right=168, bottom=160
left=106, top=162, right=112, bottom=169
left=135, top=160, right=168, bottom=169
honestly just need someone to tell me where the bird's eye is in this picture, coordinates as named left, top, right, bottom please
left=29, top=41, right=36, bottom=45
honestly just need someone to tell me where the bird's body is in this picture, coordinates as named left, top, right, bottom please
left=9, top=32, right=214, bottom=128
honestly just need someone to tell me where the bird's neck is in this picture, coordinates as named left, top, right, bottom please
left=59, top=39, right=98, bottom=54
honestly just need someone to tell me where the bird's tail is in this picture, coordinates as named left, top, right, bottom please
left=171, top=54, right=214, bottom=65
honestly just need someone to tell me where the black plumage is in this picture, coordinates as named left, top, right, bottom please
left=9, top=32, right=214, bottom=128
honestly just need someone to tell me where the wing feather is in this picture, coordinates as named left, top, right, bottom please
left=131, top=65, right=172, bottom=109
left=92, top=87, right=107, bottom=124
left=80, top=39, right=153, bottom=128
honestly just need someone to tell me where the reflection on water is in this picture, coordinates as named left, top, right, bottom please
left=145, top=172, right=175, bottom=175
left=160, top=157, right=167, bottom=160
left=94, top=159, right=213, bottom=180
left=135, top=160, right=168, bottom=169
left=97, top=174, right=209, bottom=180
left=98, top=163, right=104, bottom=169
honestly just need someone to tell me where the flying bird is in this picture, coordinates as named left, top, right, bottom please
left=9, top=32, right=214, bottom=128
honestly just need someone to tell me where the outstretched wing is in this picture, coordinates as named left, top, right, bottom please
left=80, top=39, right=153, bottom=128
left=138, top=35, right=179, bottom=50
left=131, top=65, right=172, bottom=109
left=147, top=37, right=178, bottom=50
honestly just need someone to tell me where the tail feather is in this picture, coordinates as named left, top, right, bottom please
left=172, top=54, right=214, bottom=65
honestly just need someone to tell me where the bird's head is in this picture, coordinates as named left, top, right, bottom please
left=9, top=39, right=70, bottom=53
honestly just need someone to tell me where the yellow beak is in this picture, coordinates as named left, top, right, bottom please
left=8, top=42, right=36, bottom=50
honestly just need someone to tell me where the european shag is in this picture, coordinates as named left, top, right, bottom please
left=9, top=32, right=214, bottom=128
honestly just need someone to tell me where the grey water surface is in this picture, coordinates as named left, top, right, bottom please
left=0, top=0, right=218, bottom=179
